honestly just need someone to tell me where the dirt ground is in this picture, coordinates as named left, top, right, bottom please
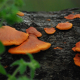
left=0, top=8, right=80, bottom=80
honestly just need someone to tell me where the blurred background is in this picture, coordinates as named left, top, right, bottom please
left=20, top=0, right=80, bottom=11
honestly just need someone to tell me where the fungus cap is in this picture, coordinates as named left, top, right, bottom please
left=64, top=14, right=75, bottom=20
left=75, top=41, right=80, bottom=52
left=0, top=26, right=29, bottom=46
left=44, top=27, right=56, bottom=34
left=74, top=14, right=80, bottom=18
left=8, top=34, right=51, bottom=54
left=73, top=53, right=80, bottom=67
left=56, top=22, right=73, bottom=30
left=72, top=47, right=76, bottom=52
left=26, top=27, right=42, bottom=37
left=46, top=19, right=51, bottom=21
left=17, top=11, right=24, bottom=16
left=72, top=41, right=80, bottom=52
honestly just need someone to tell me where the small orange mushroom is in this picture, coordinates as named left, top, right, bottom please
left=64, top=14, right=75, bottom=20
left=72, top=47, right=76, bottom=52
left=56, top=22, right=73, bottom=30
left=26, top=27, right=42, bottom=37
left=46, top=19, right=51, bottom=21
left=53, top=47, right=63, bottom=50
left=17, top=11, right=24, bottom=16
left=74, top=14, right=80, bottom=18
left=4, top=65, right=8, bottom=68
left=0, top=26, right=29, bottom=46
left=72, top=41, right=80, bottom=52
left=44, top=27, right=56, bottom=34
left=73, top=53, right=80, bottom=67
left=8, top=34, right=51, bottom=54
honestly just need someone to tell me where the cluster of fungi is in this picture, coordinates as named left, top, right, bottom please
left=64, top=14, right=80, bottom=20
left=0, top=11, right=80, bottom=66
left=72, top=41, right=80, bottom=67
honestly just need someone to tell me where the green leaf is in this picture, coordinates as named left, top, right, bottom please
left=29, top=60, right=40, bottom=70
left=0, top=64, right=7, bottom=75
left=11, top=59, right=27, bottom=74
left=19, top=59, right=27, bottom=74
left=0, top=41, right=5, bottom=54
left=0, top=0, right=4, bottom=3
left=7, top=74, right=11, bottom=78
left=14, top=0, right=24, bottom=7
left=27, top=53, right=34, bottom=61
left=19, top=65, right=26, bottom=75
left=30, top=69, right=35, bottom=79
left=8, top=76, right=17, bottom=80
left=0, top=9, right=6, bottom=18
left=6, top=14, right=22, bottom=24
left=0, top=5, right=22, bottom=25
left=11, top=59, right=26, bottom=67
left=17, top=76, right=30, bottom=80
left=11, top=60, right=21, bottom=66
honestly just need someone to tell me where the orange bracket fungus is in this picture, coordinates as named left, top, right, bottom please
left=17, top=11, right=24, bottom=16
left=56, top=22, right=73, bottom=30
left=8, top=34, right=51, bottom=54
left=26, top=27, right=42, bottom=37
left=64, top=14, right=80, bottom=20
left=72, top=41, right=80, bottom=52
left=0, top=26, right=29, bottom=46
left=46, top=19, right=51, bottom=21
left=72, top=47, right=76, bottom=52
left=73, top=53, right=80, bottom=67
left=53, top=47, right=63, bottom=50
left=44, top=27, right=56, bottom=34
left=74, top=14, right=80, bottom=18
left=64, top=14, right=75, bottom=20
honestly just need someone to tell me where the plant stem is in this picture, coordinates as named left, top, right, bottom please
left=7, top=67, right=19, bottom=80
left=27, top=53, right=34, bottom=61
left=30, top=69, right=35, bottom=80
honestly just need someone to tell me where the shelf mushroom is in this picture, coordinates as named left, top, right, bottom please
left=44, top=27, right=56, bottom=34
left=64, top=14, right=75, bottom=20
left=73, top=53, right=80, bottom=67
left=17, top=11, right=24, bottom=16
left=74, top=14, right=80, bottom=18
left=0, top=26, right=29, bottom=46
left=72, top=41, right=80, bottom=52
left=8, top=34, right=51, bottom=54
left=64, top=14, right=80, bottom=20
left=26, top=27, right=42, bottom=37
left=56, top=22, right=73, bottom=30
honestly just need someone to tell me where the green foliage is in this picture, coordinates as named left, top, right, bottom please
left=8, top=76, right=17, bottom=80
left=14, top=0, right=24, bottom=7
left=0, top=64, right=7, bottom=75
left=17, top=76, right=30, bottom=80
left=2, top=5, right=22, bottom=24
left=7, top=74, right=17, bottom=80
left=0, top=0, right=4, bottom=3
left=0, top=54, right=40, bottom=80
left=0, top=41, right=5, bottom=54
left=0, top=0, right=23, bottom=26
left=8, top=53, right=40, bottom=80
left=11, top=59, right=27, bottom=75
